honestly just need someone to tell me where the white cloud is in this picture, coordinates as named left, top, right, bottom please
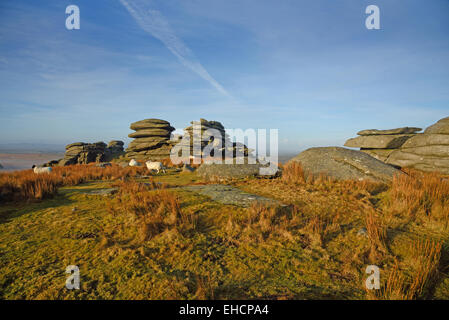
left=120, top=0, right=230, bottom=97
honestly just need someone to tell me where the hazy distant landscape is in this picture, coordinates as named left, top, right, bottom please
left=0, top=153, right=64, bottom=171
left=0, top=151, right=296, bottom=172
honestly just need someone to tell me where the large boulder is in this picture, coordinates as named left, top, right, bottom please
left=288, top=147, right=402, bottom=183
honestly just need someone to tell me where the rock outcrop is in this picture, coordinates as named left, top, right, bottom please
left=58, top=140, right=124, bottom=166
left=176, top=118, right=251, bottom=160
left=125, top=119, right=176, bottom=160
left=107, top=140, right=124, bottom=154
left=344, top=127, right=422, bottom=162
left=387, top=117, right=449, bottom=174
left=288, top=147, right=402, bottom=183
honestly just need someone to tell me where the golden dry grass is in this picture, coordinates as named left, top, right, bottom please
left=0, top=164, right=148, bottom=203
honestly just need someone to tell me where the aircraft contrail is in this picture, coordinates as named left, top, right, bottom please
left=120, top=0, right=230, bottom=97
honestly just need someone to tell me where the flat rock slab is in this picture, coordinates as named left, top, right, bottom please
left=401, top=134, right=449, bottom=148
left=197, top=163, right=262, bottom=180
left=182, top=184, right=281, bottom=207
left=357, top=127, right=422, bottom=136
left=345, top=134, right=414, bottom=149
left=128, top=129, right=173, bottom=138
left=81, top=188, right=118, bottom=196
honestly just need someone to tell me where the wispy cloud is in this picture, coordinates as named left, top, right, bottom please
left=120, top=0, right=230, bottom=97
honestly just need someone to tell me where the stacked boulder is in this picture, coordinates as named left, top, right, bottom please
left=58, top=141, right=124, bottom=166
left=125, top=119, right=176, bottom=160
left=176, top=118, right=250, bottom=159
left=107, top=140, right=125, bottom=155
left=386, top=117, right=449, bottom=174
left=344, top=127, right=422, bottom=162
left=60, top=142, right=107, bottom=166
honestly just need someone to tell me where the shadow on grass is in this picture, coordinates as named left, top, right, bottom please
left=0, top=192, right=75, bottom=225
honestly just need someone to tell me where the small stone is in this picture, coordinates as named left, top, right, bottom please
left=357, top=228, right=368, bottom=237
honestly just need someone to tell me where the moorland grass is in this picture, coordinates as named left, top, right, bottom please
left=0, top=163, right=448, bottom=299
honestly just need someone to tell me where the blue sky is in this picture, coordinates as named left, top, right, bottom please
left=0, top=0, right=448, bottom=153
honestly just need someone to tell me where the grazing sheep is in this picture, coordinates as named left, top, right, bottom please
left=32, top=165, right=52, bottom=174
left=145, top=161, right=166, bottom=174
left=129, top=159, right=140, bottom=167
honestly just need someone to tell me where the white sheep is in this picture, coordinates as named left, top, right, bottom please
left=32, top=165, right=52, bottom=174
left=145, top=161, right=166, bottom=174
left=129, top=159, right=140, bottom=167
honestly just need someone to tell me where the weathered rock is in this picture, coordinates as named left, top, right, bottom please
left=176, top=118, right=251, bottom=160
left=345, top=135, right=414, bottom=149
left=59, top=158, right=77, bottom=166
left=384, top=117, right=449, bottom=173
left=357, top=127, right=422, bottom=136
left=0, top=163, right=3, bottom=169
left=288, top=147, right=402, bottom=183
left=128, top=137, right=169, bottom=144
left=398, top=145, right=449, bottom=157
left=82, top=188, right=118, bottom=196
left=197, top=163, right=262, bottom=180
left=182, top=184, right=281, bottom=207
left=65, top=142, right=86, bottom=149
left=387, top=151, right=449, bottom=174
left=128, top=128, right=173, bottom=138
left=360, top=149, right=396, bottom=162
left=400, top=134, right=449, bottom=148
left=126, top=118, right=176, bottom=160
left=104, top=141, right=125, bottom=160
left=127, top=141, right=166, bottom=152
left=130, top=119, right=171, bottom=131
left=108, top=140, right=124, bottom=146
left=424, top=117, right=449, bottom=134
left=58, top=140, right=124, bottom=166
left=346, top=117, right=449, bottom=174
